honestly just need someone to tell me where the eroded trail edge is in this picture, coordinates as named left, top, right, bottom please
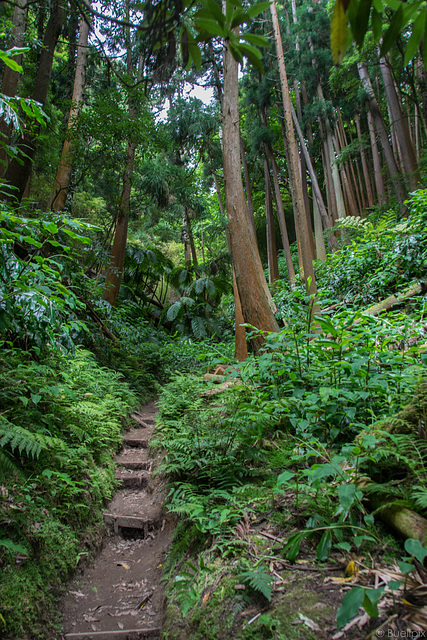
left=60, top=401, right=171, bottom=640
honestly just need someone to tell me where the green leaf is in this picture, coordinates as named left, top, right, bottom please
left=362, top=586, right=384, bottom=617
left=338, top=483, right=356, bottom=511
left=337, top=587, right=364, bottom=628
left=404, top=9, right=427, bottom=66
left=331, top=0, right=349, bottom=65
left=352, top=0, right=373, bottom=47
left=194, top=17, right=225, bottom=37
left=187, top=42, right=202, bottom=71
left=240, top=33, right=269, bottom=46
left=277, top=471, right=295, bottom=487
left=404, top=538, right=427, bottom=563
left=201, top=0, right=225, bottom=26
left=43, top=221, right=58, bottom=234
left=397, top=560, right=414, bottom=574
left=0, top=50, right=23, bottom=72
left=380, top=4, right=404, bottom=57
left=317, top=529, right=332, bottom=561
left=31, top=394, right=42, bottom=405
left=246, top=1, right=271, bottom=18
left=371, top=7, right=383, bottom=40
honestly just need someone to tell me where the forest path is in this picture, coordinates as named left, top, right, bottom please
left=60, top=401, right=172, bottom=640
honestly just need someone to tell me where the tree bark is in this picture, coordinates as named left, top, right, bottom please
left=103, top=5, right=139, bottom=306
left=358, top=63, right=408, bottom=209
left=366, top=110, right=386, bottom=206
left=270, top=0, right=317, bottom=296
left=4, top=0, right=65, bottom=202
left=355, top=112, right=374, bottom=209
left=51, top=9, right=91, bottom=211
left=222, top=31, right=279, bottom=353
left=379, top=56, right=420, bottom=191
left=264, top=157, right=279, bottom=284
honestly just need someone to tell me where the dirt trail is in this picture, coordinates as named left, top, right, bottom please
left=60, top=402, right=172, bottom=640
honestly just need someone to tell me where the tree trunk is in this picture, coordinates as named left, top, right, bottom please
left=222, top=31, right=279, bottom=353
left=4, top=0, right=65, bottom=201
left=355, top=112, right=374, bottom=209
left=264, top=157, right=279, bottom=283
left=313, top=195, right=327, bottom=262
left=290, top=101, right=336, bottom=251
left=358, top=63, right=408, bottom=208
left=260, top=106, right=295, bottom=285
left=379, top=56, right=420, bottom=191
left=51, top=10, right=91, bottom=211
left=240, top=133, right=255, bottom=234
left=366, top=110, right=386, bottom=205
left=215, top=173, right=248, bottom=359
left=103, top=5, right=138, bottom=306
left=270, top=0, right=317, bottom=296
left=0, top=0, right=26, bottom=176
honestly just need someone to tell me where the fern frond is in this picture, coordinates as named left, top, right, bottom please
left=240, top=567, right=273, bottom=601
left=0, top=417, right=45, bottom=459
left=0, top=448, right=21, bottom=479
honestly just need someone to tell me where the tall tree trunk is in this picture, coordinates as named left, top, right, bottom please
left=214, top=172, right=248, bottom=360
left=261, top=106, right=295, bottom=284
left=313, top=195, right=327, bottom=262
left=366, top=110, right=386, bottom=206
left=0, top=0, right=26, bottom=176
left=264, top=157, right=280, bottom=284
left=358, top=63, right=408, bottom=208
left=379, top=56, right=420, bottom=191
left=355, top=112, right=374, bottom=208
left=290, top=101, right=336, bottom=250
left=103, top=5, right=138, bottom=306
left=51, top=10, right=91, bottom=211
left=4, top=0, right=64, bottom=201
left=240, top=133, right=255, bottom=233
left=222, top=32, right=279, bottom=352
left=270, top=0, right=317, bottom=296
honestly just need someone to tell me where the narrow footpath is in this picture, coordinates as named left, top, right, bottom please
left=60, top=402, right=172, bottom=640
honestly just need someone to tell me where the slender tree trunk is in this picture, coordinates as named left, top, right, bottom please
left=366, top=110, right=386, bottom=205
left=0, top=0, right=26, bottom=176
left=333, top=127, right=358, bottom=216
left=358, top=63, right=408, bottom=208
left=355, top=112, right=374, bottom=208
left=51, top=10, right=91, bottom=211
left=379, top=56, right=420, bottom=191
left=264, top=157, right=280, bottom=284
left=313, top=196, right=327, bottom=262
left=4, top=0, right=65, bottom=201
left=103, top=5, right=138, bottom=306
left=270, top=0, right=317, bottom=296
left=222, top=32, right=279, bottom=352
left=290, top=101, right=336, bottom=250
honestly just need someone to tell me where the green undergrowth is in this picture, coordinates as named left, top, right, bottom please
left=156, top=297, right=427, bottom=637
left=0, top=346, right=139, bottom=638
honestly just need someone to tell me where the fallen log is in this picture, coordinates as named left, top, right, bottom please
left=358, top=281, right=426, bottom=319
left=357, top=476, right=427, bottom=547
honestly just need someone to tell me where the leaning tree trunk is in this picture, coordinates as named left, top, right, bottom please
left=0, top=0, right=26, bottom=176
left=51, top=9, right=91, bottom=211
left=4, top=0, right=64, bottom=201
left=270, top=0, right=317, bottom=296
left=222, top=31, right=279, bottom=353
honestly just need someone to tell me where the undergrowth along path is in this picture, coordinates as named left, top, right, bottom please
left=60, top=402, right=172, bottom=640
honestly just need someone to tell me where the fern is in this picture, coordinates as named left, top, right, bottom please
left=0, top=417, right=45, bottom=459
left=240, top=566, right=273, bottom=601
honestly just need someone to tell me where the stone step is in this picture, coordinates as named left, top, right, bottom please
left=122, top=436, right=150, bottom=449
left=103, top=512, right=164, bottom=537
left=115, top=470, right=150, bottom=489
left=63, top=628, right=161, bottom=640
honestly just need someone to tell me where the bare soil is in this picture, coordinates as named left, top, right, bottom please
left=60, top=402, right=172, bottom=640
